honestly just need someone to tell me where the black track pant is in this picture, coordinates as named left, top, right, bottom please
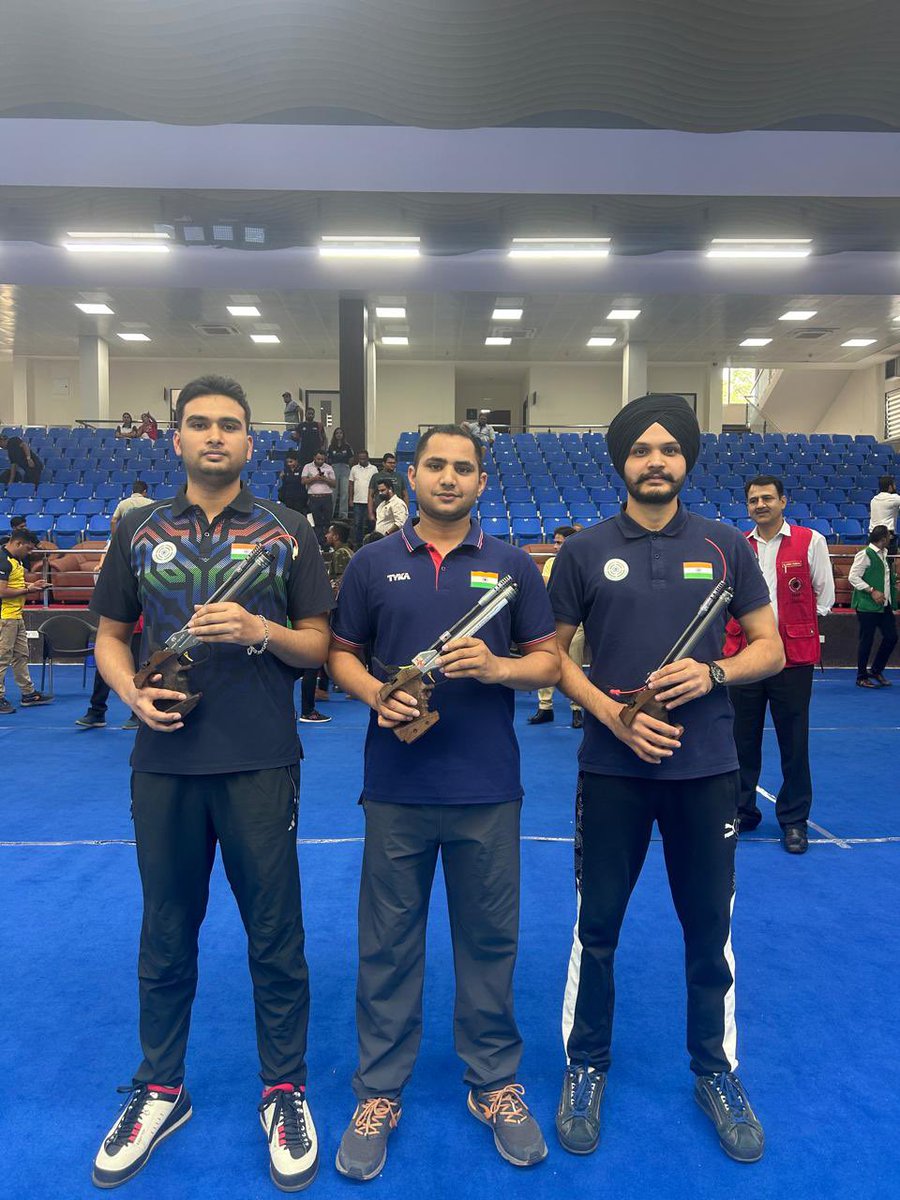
left=88, top=633, right=142, bottom=715
left=729, top=664, right=814, bottom=830
left=856, top=610, right=898, bottom=679
left=130, top=766, right=309, bottom=1088
left=353, top=799, right=523, bottom=1100
left=562, top=771, right=739, bottom=1078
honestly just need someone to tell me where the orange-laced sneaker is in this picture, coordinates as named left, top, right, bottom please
left=335, top=1097, right=402, bottom=1181
left=467, top=1083, right=548, bottom=1167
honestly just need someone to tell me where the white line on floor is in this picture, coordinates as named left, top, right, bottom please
left=755, top=785, right=852, bottom=849
left=3, top=834, right=898, bottom=848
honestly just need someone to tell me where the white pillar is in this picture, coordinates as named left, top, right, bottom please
left=365, top=320, right=377, bottom=452
left=12, top=357, right=32, bottom=425
left=0, top=356, right=12, bottom=424
left=621, top=342, right=648, bottom=407
left=79, top=335, right=110, bottom=422
left=706, top=365, right=724, bottom=433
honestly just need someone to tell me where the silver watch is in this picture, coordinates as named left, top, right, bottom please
left=707, top=662, right=727, bottom=688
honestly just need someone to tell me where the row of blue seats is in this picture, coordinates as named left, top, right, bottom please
left=474, top=514, right=868, bottom=547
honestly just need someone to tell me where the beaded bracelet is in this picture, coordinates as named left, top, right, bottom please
left=247, top=615, right=269, bottom=656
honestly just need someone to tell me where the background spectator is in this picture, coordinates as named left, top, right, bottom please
left=111, top=481, right=154, bottom=536
left=850, top=524, right=898, bottom=687
left=374, top=479, right=408, bottom=536
left=0, top=434, right=42, bottom=486
left=327, top=428, right=354, bottom=520
left=278, top=451, right=307, bottom=514
left=302, top=450, right=336, bottom=547
left=283, top=390, right=301, bottom=429
left=137, top=412, right=159, bottom=441
left=367, top=452, right=407, bottom=525
left=115, top=412, right=138, bottom=440
left=528, top=525, right=584, bottom=727
left=292, top=405, right=325, bottom=467
left=348, top=449, right=378, bottom=546
left=869, top=475, right=900, bottom=554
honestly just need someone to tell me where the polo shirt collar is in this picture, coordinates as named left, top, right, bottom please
left=614, top=502, right=689, bottom=540
left=750, top=519, right=790, bottom=543
left=171, top=483, right=255, bottom=517
left=400, top=517, right=485, bottom=553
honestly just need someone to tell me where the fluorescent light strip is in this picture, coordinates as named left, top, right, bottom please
left=375, top=306, right=407, bottom=318
left=485, top=337, right=512, bottom=346
left=251, top=334, right=280, bottom=344
left=707, top=238, right=812, bottom=260
left=320, top=247, right=419, bottom=258
left=842, top=338, right=877, bottom=347
left=227, top=306, right=261, bottom=317
left=607, top=309, right=641, bottom=320
left=509, top=237, right=610, bottom=260
left=64, top=242, right=170, bottom=254
left=779, top=310, right=817, bottom=320
left=492, top=308, right=523, bottom=320
left=117, top=332, right=150, bottom=342
left=75, top=303, right=114, bottom=315
left=739, top=338, right=773, bottom=347
left=66, top=231, right=170, bottom=239
left=587, top=337, right=616, bottom=347
left=381, top=336, right=409, bottom=345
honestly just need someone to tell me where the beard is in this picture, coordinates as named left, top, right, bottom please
left=625, top=472, right=685, bottom=506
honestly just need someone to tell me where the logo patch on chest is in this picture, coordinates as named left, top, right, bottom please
left=471, top=570, right=499, bottom=590
left=603, top=558, right=629, bottom=582
left=387, top=572, right=411, bottom=582
left=151, top=541, right=177, bottom=565
left=683, top=561, right=713, bottom=581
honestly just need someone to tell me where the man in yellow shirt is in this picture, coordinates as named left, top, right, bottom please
left=0, top=528, right=53, bottom=713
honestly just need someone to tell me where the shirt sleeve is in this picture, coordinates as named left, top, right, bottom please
left=286, top=518, right=336, bottom=622
left=848, top=549, right=871, bottom=591
left=330, top=552, right=373, bottom=648
left=0, top=551, right=11, bottom=582
left=547, top=539, right=585, bottom=627
left=511, top=553, right=557, bottom=646
left=89, top=519, right=142, bottom=623
left=726, top=529, right=772, bottom=619
left=808, top=531, right=835, bottom=615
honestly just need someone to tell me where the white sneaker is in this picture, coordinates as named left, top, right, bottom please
left=92, top=1083, right=192, bottom=1188
left=259, top=1084, right=319, bottom=1192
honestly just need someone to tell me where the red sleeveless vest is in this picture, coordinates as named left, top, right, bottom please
left=723, top=524, right=820, bottom=667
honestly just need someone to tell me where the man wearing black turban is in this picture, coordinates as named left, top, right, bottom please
left=546, top=396, right=785, bottom=1165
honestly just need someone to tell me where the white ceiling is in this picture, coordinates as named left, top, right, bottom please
left=5, top=285, right=900, bottom=367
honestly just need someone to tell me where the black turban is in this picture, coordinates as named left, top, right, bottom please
left=606, top=393, right=700, bottom=478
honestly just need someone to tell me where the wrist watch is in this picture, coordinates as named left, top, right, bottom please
left=707, top=662, right=727, bottom=689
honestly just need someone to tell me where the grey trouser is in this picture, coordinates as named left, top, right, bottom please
left=353, top=799, right=523, bottom=1099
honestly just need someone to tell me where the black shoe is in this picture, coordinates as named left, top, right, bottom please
left=76, top=710, right=107, bottom=728
left=571, top=709, right=584, bottom=730
left=527, top=709, right=554, bottom=725
left=335, top=1097, right=401, bottom=1181
left=783, top=825, right=809, bottom=854
left=121, top=717, right=140, bottom=730
left=92, top=1084, right=192, bottom=1188
left=20, top=691, right=52, bottom=706
left=298, top=710, right=331, bottom=724
left=468, top=1084, right=548, bottom=1167
left=556, top=1064, right=606, bottom=1155
left=856, top=677, right=878, bottom=688
left=870, top=672, right=892, bottom=687
left=694, top=1072, right=764, bottom=1163
left=735, top=811, right=762, bottom=834
left=259, top=1084, right=319, bottom=1192
left=0, top=698, right=15, bottom=715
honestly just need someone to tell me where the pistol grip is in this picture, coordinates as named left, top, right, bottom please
left=133, top=650, right=202, bottom=718
left=619, top=688, right=684, bottom=735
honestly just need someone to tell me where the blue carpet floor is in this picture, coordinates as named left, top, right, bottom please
left=1, top=668, right=898, bottom=1200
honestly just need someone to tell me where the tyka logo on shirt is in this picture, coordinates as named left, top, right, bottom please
left=386, top=572, right=412, bottom=582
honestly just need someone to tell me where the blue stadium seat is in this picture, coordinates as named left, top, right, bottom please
left=511, top=518, right=543, bottom=546
left=36, top=483, right=64, bottom=500
left=65, top=484, right=92, bottom=500
left=681, top=487, right=704, bottom=504
left=75, top=499, right=104, bottom=516
left=575, top=514, right=601, bottom=528
left=477, top=503, right=507, bottom=520
left=720, top=504, right=747, bottom=521
left=542, top=516, right=570, bottom=537
left=832, top=518, right=864, bottom=542
left=5, top=483, right=34, bottom=500
left=504, top=487, right=532, bottom=504
left=533, top=487, right=562, bottom=505
left=805, top=518, right=835, bottom=543
left=88, top=515, right=112, bottom=538
left=789, top=502, right=811, bottom=519
left=569, top=503, right=597, bottom=522
left=817, top=503, right=840, bottom=521
left=43, top=499, right=72, bottom=518
left=693, top=503, right=719, bottom=519
left=597, top=503, right=620, bottom=519
left=10, top=498, right=41, bottom=518
left=95, top=484, right=125, bottom=502
left=480, top=517, right=510, bottom=541
left=508, top=503, right=537, bottom=520
left=539, top=502, right=569, bottom=518
left=53, top=515, right=87, bottom=548
left=561, top=486, right=589, bottom=504
left=843, top=504, right=868, bottom=521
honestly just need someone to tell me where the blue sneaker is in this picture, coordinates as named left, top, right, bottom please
left=556, top=1064, right=606, bottom=1154
left=694, top=1072, right=765, bottom=1163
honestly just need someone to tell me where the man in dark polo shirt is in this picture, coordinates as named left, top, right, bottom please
left=329, top=425, right=559, bottom=1181
left=366, top=452, right=407, bottom=525
left=88, top=374, right=334, bottom=1193
left=548, top=395, right=784, bottom=1165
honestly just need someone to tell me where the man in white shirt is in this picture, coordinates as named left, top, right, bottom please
left=348, top=450, right=378, bottom=547
left=466, top=415, right=496, bottom=445
left=374, top=480, right=408, bottom=536
left=110, top=481, right=154, bottom=536
left=849, top=523, right=898, bottom=688
left=868, top=475, right=900, bottom=552
left=724, top=475, right=835, bottom=854
left=302, top=451, right=336, bottom=547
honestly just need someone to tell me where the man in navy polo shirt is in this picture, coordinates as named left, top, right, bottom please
left=548, top=395, right=784, bottom=1165
left=329, top=425, right=559, bottom=1180
left=89, top=375, right=334, bottom=1192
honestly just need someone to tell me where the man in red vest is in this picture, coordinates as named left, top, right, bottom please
left=724, top=476, right=835, bottom=854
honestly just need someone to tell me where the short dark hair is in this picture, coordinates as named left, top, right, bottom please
left=132, top=480, right=148, bottom=494
left=870, top=524, right=891, bottom=543
left=8, top=528, right=38, bottom=548
left=553, top=525, right=578, bottom=539
left=329, top=520, right=350, bottom=544
left=9, top=515, right=27, bottom=529
left=382, top=452, right=396, bottom=464
left=413, top=424, right=484, bottom=469
left=175, top=375, right=251, bottom=429
left=744, top=474, right=784, bottom=499
left=879, top=475, right=896, bottom=492
left=362, top=531, right=384, bottom=545
left=377, top=478, right=395, bottom=495
left=285, top=450, right=300, bottom=462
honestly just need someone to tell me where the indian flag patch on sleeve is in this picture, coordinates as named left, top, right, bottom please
left=230, top=543, right=256, bottom=561
left=683, top=561, right=714, bottom=581
left=471, top=570, right=499, bottom=590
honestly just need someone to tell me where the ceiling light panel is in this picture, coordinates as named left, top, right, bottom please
left=587, top=336, right=616, bottom=347
left=66, top=230, right=170, bottom=239
left=842, top=338, right=877, bottom=347
left=607, top=309, right=641, bottom=320
left=739, top=338, right=773, bottom=347
left=707, top=238, right=812, bottom=259
left=64, top=242, right=170, bottom=254
left=117, top=332, right=150, bottom=342
left=227, top=305, right=261, bottom=317
left=320, top=236, right=420, bottom=259
left=75, top=302, right=114, bottom=315
left=492, top=308, right=523, bottom=320
left=250, top=334, right=280, bottom=344
left=375, top=306, right=407, bottom=318
left=485, top=336, right=512, bottom=346
left=381, top=335, right=410, bottom=345
left=779, top=310, right=818, bottom=320
left=509, top=237, right=610, bottom=259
